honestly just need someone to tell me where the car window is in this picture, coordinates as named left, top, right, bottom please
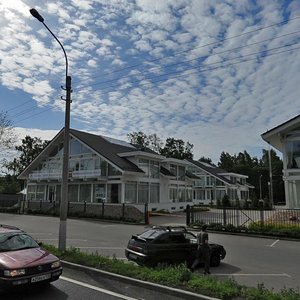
left=0, top=233, right=39, bottom=252
left=154, top=233, right=186, bottom=244
left=184, top=232, right=197, bottom=244
left=139, top=229, right=164, bottom=240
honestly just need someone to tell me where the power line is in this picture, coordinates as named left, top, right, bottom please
left=76, top=41, right=300, bottom=95
left=13, top=107, right=53, bottom=124
left=72, top=15, right=300, bottom=85
left=76, top=30, right=300, bottom=90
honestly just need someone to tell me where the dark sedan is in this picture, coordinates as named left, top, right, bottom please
left=125, top=226, right=226, bottom=267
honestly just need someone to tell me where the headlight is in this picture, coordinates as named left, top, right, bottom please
left=4, top=269, right=26, bottom=277
left=51, top=261, right=61, bottom=269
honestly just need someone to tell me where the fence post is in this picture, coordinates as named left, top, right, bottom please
left=144, top=203, right=149, bottom=225
left=191, top=205, right=194, bottom=225
left=186, top=204, right=190, bottom=227
left=40, top=200, right=42, bottom=210
left=122, top=203, right=125, bottom=221
left=223, top=207, right=227, bottom=226
left=260, top=204, right=264, bottom=226
left=84, top=201, right=87, bottom=214
left=102, top=202, right=104, bottom=218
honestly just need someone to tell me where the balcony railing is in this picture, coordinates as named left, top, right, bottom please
left=29, top=169, right=105, bottom=180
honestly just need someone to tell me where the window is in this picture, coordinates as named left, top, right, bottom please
left=169, top=185, right=178, bottom=202
left=68, top=185, right=79, bottom=202
left=138, top=182, right=149, bottom=204
left=186, top=188, right=192, bottom=202
left=94, top=184, right=106, bottom=203
left=286, top=140, right=300, bottom=168
left=150, top=183, right=159, bottom=203
left=178, top=166, right=185, bottom=180
left=27, top=185, right=36, bottom=201
left=170, top=164, right=177, bottom=177
left=150, top=161, right=159, bottom=178
left=70, top=139, right=81, bottom=155
left=195, top=190, right=205, bottom=200
left=108, top=164, right=121, bottom=176
left=216, top=190, right=226, bottom=200
left=80, top=158, right=94, bottom=170
left=81, top=145, right=92, bottom=154
left=69, top=159, right=80, bottom=172
left=216, top=179, right=225, bottom=186
left=178, top=186, right=185, bottom=202
left=101, top=160, right=108, bottom=176
left=79, top=184, right=91, bottom=202
left=125, top=182, right=137, bottom=203
left=139, top=159, right=149, bottom=177
left=36, top=185, right=45, bottom=201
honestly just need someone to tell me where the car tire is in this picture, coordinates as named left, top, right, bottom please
left=210, top=252, right=220, bottom=267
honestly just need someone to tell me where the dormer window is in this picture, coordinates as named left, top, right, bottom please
left=286, top=140, right=300, bottom=169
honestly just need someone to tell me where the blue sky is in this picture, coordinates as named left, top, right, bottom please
left=1, top=0, right=300, bottom=164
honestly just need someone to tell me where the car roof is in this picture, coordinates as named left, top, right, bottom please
left=150, top=226, right=189, bottom=232
left=0, top=224, right=23, bottom=234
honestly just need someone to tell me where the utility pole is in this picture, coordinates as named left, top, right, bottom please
left=30, top=8, right=71, bottom=250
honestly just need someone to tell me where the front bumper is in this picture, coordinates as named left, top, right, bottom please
left=0, top=267, right=63, bottom=288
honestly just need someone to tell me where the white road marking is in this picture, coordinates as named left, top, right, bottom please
left=60, top=276, right=139, bottom=300
left=38, top=239, right=88, bottom=241
left=215, top=273, right=291, bottom=278
left=77, top=247, right=125, bottom=249
left=269, top=239, right=280, bottom=247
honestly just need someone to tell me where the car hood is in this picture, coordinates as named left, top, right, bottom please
left=0, top=248, right=58, bottom=269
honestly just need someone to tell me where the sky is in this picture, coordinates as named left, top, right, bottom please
left=1, top=0, right=300, bottom=165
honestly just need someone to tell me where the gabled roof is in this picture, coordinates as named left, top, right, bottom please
left=69, top=129, right=145, bottom=173
left=186, top=159, right=233, bottom=185
left=19, top=128, right=157, bottom=179
left=261, top=114, right=300, bottom=151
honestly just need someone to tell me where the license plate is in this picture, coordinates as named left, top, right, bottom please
left=129, top=253, right=137, bottom=260
left=31, top=273, right=51, bottom=283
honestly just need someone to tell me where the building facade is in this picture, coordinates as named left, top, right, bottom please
left=186, top=160, right=252, bottom=206
left=261, top=114, right=300, bottom=208
left=18, top=128, right=193, bottom=212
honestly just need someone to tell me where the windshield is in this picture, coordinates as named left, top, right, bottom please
left=0, top=233, right=39, bottom=252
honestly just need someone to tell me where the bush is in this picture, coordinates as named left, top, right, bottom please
left=43, top=244, right=300, bottom=300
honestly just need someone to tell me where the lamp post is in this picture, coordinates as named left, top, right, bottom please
left=30, top=8, right=71, bottom=251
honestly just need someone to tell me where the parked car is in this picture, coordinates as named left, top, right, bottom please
left=0, top=224, right=62, bottom=290
left=125, top=226, right=226, bottom=268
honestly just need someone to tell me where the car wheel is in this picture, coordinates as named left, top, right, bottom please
left=210, top=252, right=220, bottom=267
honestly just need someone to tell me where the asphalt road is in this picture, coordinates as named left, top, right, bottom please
left=1, top=212, right=300, bottom=293
left=1, top=265, right=191, bottom=300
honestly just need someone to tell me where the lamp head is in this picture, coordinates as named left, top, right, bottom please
left=30, top=8, right=44, bottom=22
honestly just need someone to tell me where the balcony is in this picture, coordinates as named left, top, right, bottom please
left=29, top=169, right=105, bottom=181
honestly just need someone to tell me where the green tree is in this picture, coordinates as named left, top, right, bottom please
left=0, top=111, right=16, bottom=150
left=0, top=175, right=21, bottom=194
left=198, top=156, right=212, bottom=164
left=127, top=132, right=163, bottom=153
left=218, top=152, right=234, bottom=171
left=160, top=138, right=193, bottom=159
left=6, top=136, right=49, bottom=175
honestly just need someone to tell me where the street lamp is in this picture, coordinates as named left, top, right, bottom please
left=30, top=8, right=71, bottom=251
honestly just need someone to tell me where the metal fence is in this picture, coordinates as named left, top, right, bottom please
left=21, top=200, right=149, bottom=224
left=0, top=194, right=22, bottom=208
left=186, top=206, right=300, bottom=228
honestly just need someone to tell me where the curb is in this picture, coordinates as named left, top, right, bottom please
left=61, top=260, right=220, bottom=300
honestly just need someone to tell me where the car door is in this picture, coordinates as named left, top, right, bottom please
left=151, top=232, right=188, bottom=264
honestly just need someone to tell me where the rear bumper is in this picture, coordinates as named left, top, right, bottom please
left=125, top=248, right=149, bottom=265
left=0, top=267, right=63, bottom=288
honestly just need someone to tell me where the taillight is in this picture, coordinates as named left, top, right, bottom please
left=129, top=245, right=142, bottom=252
